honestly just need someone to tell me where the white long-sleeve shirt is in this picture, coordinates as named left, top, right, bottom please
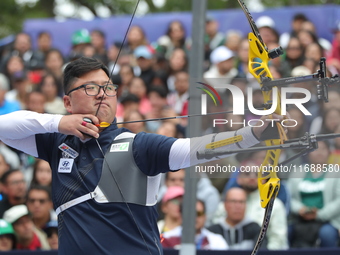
left=0, top=110, right=260, bottom=170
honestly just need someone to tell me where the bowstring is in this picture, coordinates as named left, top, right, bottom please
left=95, top=0, right=140, bottom=117
left=93, top=1, right=153, bottom=254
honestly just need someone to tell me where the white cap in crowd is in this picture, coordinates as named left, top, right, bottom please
left=256, top=16, right=275, bottom=28
left=3, top=205, right=30, bottom=224
left=210, top=46, right=234, bottom=64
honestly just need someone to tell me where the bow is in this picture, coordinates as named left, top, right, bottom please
left=237, top=1, right=285, bottom=253
left=198, top=2, right=340, bottom=254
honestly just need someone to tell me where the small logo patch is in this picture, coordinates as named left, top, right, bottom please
left=58, top=158, right=74, bottom=173
left=58, top=143, right=79, bottom=159
left=110, top=142, right=129, bottom=152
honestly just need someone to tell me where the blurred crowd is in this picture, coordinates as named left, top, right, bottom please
left=0, top=12, right=340, bottom=251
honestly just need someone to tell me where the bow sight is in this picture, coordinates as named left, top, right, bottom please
left=261, top=57, right=340, bottom=103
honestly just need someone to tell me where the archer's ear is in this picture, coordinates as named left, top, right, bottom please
left=63, top=95, right=72, bottom=114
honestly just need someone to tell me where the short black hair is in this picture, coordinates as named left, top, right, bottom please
left=120, top=93, right=140, bottom=105
left=148, top=86, right=168, bottom=99
left=38, top=31, right=51, bottom=39
left=293, top=13, right=308, bottom=22
left=27, top=185, right=52, bottom=201
left=91, top=29, right=106, bottom=39
left=0, top=169, right=21, bottom=185
left=63, top=57, right=110, bottom=94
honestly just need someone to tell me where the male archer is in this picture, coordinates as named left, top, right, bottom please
left=0, top=57, right=283, bottom=255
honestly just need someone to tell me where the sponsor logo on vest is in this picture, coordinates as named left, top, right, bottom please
left=110, top=142, right=129, bottom=152
left=58, top=143, right=79, bottom=158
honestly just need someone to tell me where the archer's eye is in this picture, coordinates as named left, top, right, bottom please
left=86, top=84, right=97, bottom=91
left=106, top=84, right=115, bottom=91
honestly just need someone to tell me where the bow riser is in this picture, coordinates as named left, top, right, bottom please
left=248, top=32, right=285, bottom=208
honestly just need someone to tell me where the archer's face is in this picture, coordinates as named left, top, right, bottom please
left=63, top=69, right=117, bottom=124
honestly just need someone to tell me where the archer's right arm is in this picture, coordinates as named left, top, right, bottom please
left=0, top=111, right=100, bottom=157
left=0, top=111, right=63, bottom=157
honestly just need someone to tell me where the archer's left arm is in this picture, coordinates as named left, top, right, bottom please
left=169, top=126, right=259, bottom=170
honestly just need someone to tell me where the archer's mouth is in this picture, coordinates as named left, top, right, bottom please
left=95, top=102, right=110, bottom=107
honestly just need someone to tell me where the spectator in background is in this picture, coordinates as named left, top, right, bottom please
left=157, top=20, right=190, bottom=60
left=126, top=25, right=149, bottom=53
left=289, top=65, right=320, bottom=128
left=128, top=77, right=152, bottom=115
left=309, top=91, right=340, bottom=134
left=39, top=73, right=66, bottom=114
left=3, top=55, right=25, bottom=86
left=121, top=110, right=147, bottom=134
left=209, top=188, right=265, bottom=250
left=300, top=20, right=331, bottom=52
left=117, top=64, right=135, bottom=97
left=303, top=58, right=319, bottom=73
left=304, top=42, right=325, bottom=64
left=157, top=121, right=178, bottom=138
left=35, top=32, right=52, bottom=57
left=204, top=16, right=225, bottom=69
left=30, top=159, right=52, bottom=188
left=266, top=42, right=291, bottom=78
left=328, top=124, right=340, bottom=165
left=107, top=42, right=132, bottom=75
left=5, top=71, right=32, bottom=109
left=116, top=93, right=140, bottom=122
left=320, top=108, right=340, bottom=135
left=327, top=21, right=340, bottom=74
left=158, top=169, right=220, bottom=226
left=283, top=37, right=305, bottom=73
left=162, top=200, right=228, bottom=250
left=0, top=170, right=27, bottom=217
left=134, top=45, right=156, bottom=90
left=167, top=71, right=189, bottom=116
left=0, top=153, right=11, bottom=181
left=1, top=33, right=44, bottom=71
left=43, top=220, right=58, bottom=250
left=235, top=38, right=250, bottom=78
left=280, top=13, right=309, bottom=48
left=0, top=73, right=20, bottom=115
left=297, top=30, right=319, bottom=50
left=166, top=48, right=188, bottom=93
left=288, top=141, right=340, bottom=248
left=225, top=30, right=243, bottom=54
left=0, top=219, right=16, bottom=251
left=235, top=160, right=288, bottom=250
left=204, top=45, right=238, bottom=88
left=68, top=29, right=92, bottom=61
left=25, top=90, right=46, bottom=113
left=107, top=42, right=121, bottom=74
left=282, top=106, right=308, bottom=169
left=255, top=16, right=279, bottom=45
left=205, top=16, right=225, bottom=52
left=82, top=44, right=96, bottom=58
left=26, top=186, right=56, bottom=231
left=90, top=29, right=108, bottom=65
left=145, top=86, right=168, bottom=132
left=3, top=205, right=50, bottom=250
left=44, top=49, right=65, bottom=88
left=157, top=186, right=183, bottom=234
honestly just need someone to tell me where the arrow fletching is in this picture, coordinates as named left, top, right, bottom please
left=95, top=122, right=111, bottom=128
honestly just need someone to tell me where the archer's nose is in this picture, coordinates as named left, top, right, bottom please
left=96, top=87, right=106, bottom=98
